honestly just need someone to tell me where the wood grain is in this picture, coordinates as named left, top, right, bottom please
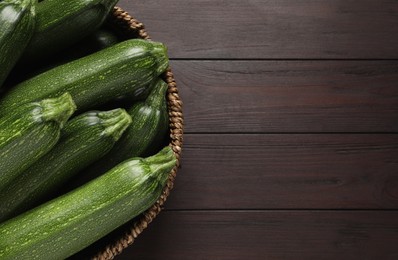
left=118, top=210, right=398, bottom=260
left=118, top=0, right=398, bottom=59
left=171, top=60, right=398, bottom=133
left=165, top=134, right=398, bottom=210
left=82, top=2, right=398, bottom=259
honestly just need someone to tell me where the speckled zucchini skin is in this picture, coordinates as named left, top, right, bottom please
left=4, top=27, right=121, bottom=87
left=0, top=146, right=176, bottom=260
left=21, top=0, right=119, bottom=62
left=122, top=78, right=169, bottom=157
left=0, top=108, right=132, bottom=221
left=88, top=78, right=170, bottom=176
left=0, top=39, right=169, bottom=113
left=0, top=93, right=76, bottom=192
left=0, top=0, right=36, bottom=87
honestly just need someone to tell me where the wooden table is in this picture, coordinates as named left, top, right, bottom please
left=115, top=1, right=398, bottom=259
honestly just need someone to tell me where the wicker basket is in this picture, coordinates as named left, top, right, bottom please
left=75, top=6, right=184, bottom=260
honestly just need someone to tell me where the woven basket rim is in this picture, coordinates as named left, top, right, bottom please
left=91, top=6, right=184, bottom=260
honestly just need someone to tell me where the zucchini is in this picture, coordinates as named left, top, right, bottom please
left=0, top=93, right=76, bottom=192
left=122, top=78, right=170, bottom=158
left=0, top=146, right=176, bottom=260
left=21, top=0, right=119, bottom=62
left=0, top=39, right=169, bottom=113
left=4, top=27, right=120, bottom=87
left=0, top=108, right=132, bottom=222
left=87, top=78, right=170, bottom=177
left=0, top=0, right=36, bottom=87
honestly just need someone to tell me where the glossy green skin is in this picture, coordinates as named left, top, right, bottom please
left=0, top=146, right=176, bottom=260
left=21, top=0, right=119, bottom=62
left=0, top=39, right=169, bottom=113
left=0, top=108, right=132, bottom=222
left=116, top=78, right=170, bottom=157
left=4, top=27, right=120, bottom=87
left=0, top=93, right=76, bottom=192
left=0, top=0, right=35, bottom=87
left=88, top=78, right=170, bottom=176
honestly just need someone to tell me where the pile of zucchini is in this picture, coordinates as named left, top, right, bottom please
left=0, top=0, right=176, bottom=259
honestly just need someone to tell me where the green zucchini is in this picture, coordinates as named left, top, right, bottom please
left=21, top=0, right=119, bottom=62
left=0, top=93, right=76, bottom=192
left=0, top=108, right=132, bottom=222
left=0, top=0, right=36, bottom=87
left=87, top=78, right=170, bottom=177
left=122, top=78, right=170, bottom=158
left=0, top=39, right=169, bottom=113
left=4, top=28, right=121, bottom=96
left=0, top=146, right=176, bottom=260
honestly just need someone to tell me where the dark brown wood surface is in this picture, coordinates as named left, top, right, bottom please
left=120, top=211, right=398, bottom=260
left=119, top=0, right=398, bottom=59
left=166, top=134, right=398, bottom=210
left=113, top=0, right=398, bottom=259
left=171, top=60, right=398, bottom=133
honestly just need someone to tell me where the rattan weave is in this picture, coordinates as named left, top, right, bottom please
left=91, top=6, right=184, bottom=260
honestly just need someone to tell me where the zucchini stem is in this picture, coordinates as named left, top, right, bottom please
left=38, top=92, right=76, bottom=127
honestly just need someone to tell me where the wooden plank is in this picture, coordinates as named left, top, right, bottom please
left=118, top=0, right=398, bottom=59
left=113, top=210, right=398, bottom=260
left=164, top=134, right=398, bottom=210
left=171, top=60, right=398, bottom=133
